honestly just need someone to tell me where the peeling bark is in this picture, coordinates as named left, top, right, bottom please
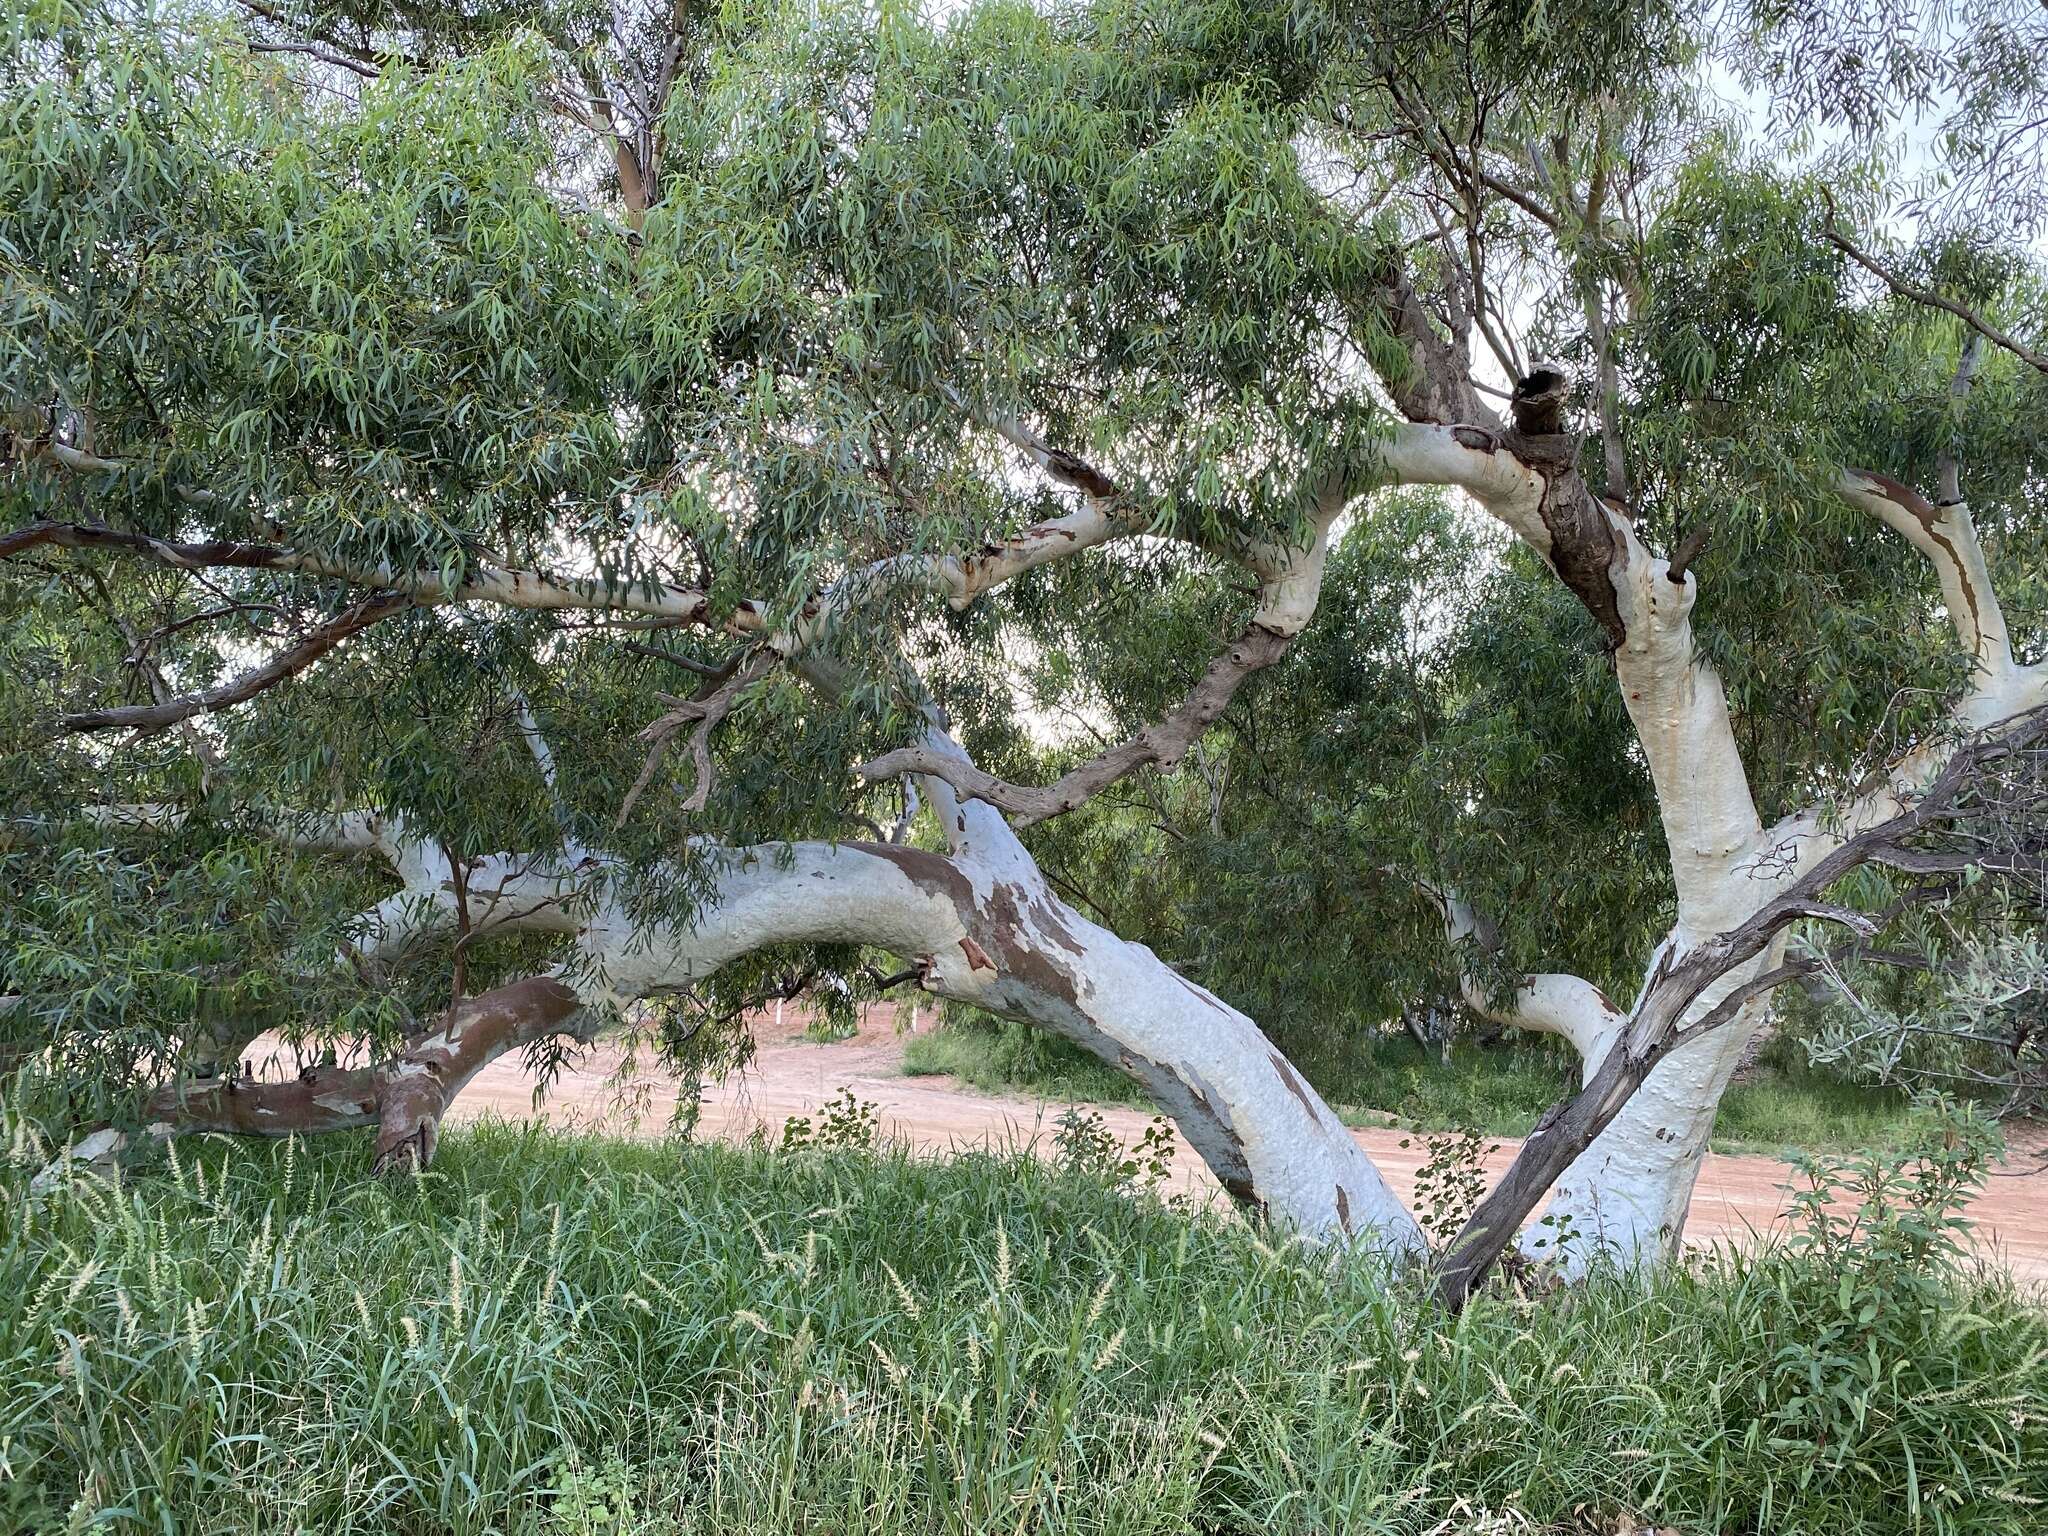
left=564, top=803, right=1421, bottom=1249
left=1837, top=471, right=2017, bottom=684
left=144, top=977, right=589, bottom=1171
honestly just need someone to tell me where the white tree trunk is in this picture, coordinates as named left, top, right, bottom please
left=297, top=733, right=1423, bottom=1252
left=1539, top=485, right=2047, bottom=1268
left=1380, top=420, right=2046, bottom=1271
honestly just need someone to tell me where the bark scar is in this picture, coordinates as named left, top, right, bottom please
left=1269, top=1051, right=1321, bottom=1120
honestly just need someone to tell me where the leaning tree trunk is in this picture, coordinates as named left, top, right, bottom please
left=143, top=977, right=590, bottom=1172
left=572, top=750, right=1424, bottom=1251
left=127, top=734, right=1424, bottom=1253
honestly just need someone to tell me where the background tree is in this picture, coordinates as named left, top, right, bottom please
left=4, top=0, right=2044, bottom=1288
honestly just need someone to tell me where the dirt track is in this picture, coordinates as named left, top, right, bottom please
left=411, top=1008, right=2048, bottom=1284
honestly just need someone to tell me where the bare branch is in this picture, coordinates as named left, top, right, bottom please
left=1408, top=876, right=1624, bottom=1068
left=936, top=381, right=1127, bottom=505
left=857, top=622, right=1293, bottom=827
left=1825, top=219, right=2048, bottom=375
left=1938, top=335, right=1984, bottom=509
left=74, top=568, right=224, bottom=782
left=53, top=592, right=410, bottom=739
left=1672, top=955, right=1824, bottom=1047
left=623, top=640, right=740, bottom=678
left=1664, top=522, right=1711, bottom=585
left=245, top=38, right=382, bottom=78
left=618, top=649, right=779, bottom=823
left=855, top=464, right=1352, bottom=825
left=231, top=0, right=424, bottom=74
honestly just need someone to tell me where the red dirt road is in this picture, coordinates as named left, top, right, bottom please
left=411, top=1008, right=2048, bottom=1284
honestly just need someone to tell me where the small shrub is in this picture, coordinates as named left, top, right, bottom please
left=545, top=1452, right=639, bottom=1536
left=1402, top=1125, right=1498, bottom=1246
left=780, top=1086, right=882, bottom=1152
left=1129, top=1114, right=1179, bottom=1194
left=1051, top=1107, right=1179, bottom=1197
left=1725, top=1096, right=2024, bottom=1519
left=1051, top=1104, right=1124, bottom=1181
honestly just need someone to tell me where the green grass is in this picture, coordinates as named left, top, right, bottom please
left=4, top=1122, right=2043, bottom=1534
left=903, top=1016, right=1140, bottom=1103
left=1711, top=1045, right=1919, bottom=1157
left=904, top=1019, right=1921, bottom=1154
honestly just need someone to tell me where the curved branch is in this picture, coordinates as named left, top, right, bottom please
left=858, top=621, right=1293, bottom=826
left=856, top=471, right=1351, bottom=825
left=1411, top=880, right=1625, bottom=1071
left=53, top=592, right=411, bottom=739
left=1837, top=469, right=2017, bottom=684
left=1825, top=222, right=2048, bottom=375
left=1382, top=402, right=1767, bottom=930
left=62, top=703, right=1423, bottom=1248
left=618, top=648, right=779, bottom=822
left=144, top=976, right=592, bottom=1172
left=1434, top=703, right=2048, bottom=1307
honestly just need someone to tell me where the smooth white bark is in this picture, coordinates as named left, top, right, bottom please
left=1414, top=882, right=1624, bottom=1076
left=1377, top=422, right=2043, bottom=1271
left=1837, top=475, right=2019, bottom=681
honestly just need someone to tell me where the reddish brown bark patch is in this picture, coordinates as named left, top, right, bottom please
left=1858, top=468, right=1937, bottom=521
left=1522, top=464, right=1626, bottom=647
left=855, top=842, right=979, bottom=912
left=1043, top=449, right=1118, bottom=500
left=1269, top=1051, right=1321, bottom=1119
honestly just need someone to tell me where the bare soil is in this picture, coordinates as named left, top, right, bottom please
left=318, top=1007, right=2048, bottom=1282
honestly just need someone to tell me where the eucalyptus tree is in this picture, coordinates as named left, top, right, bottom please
left=4, top=0, right=2044, bottom=1294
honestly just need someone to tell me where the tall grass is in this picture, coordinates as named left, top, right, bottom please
left=3, top=1123, right=2042, bottom=1534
